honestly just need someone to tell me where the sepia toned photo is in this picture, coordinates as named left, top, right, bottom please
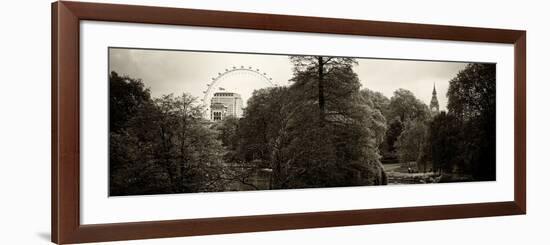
left=108, top=47, right=496, bottom=196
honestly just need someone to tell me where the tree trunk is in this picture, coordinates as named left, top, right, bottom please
left=317, top=56, right=326, bottom=126
left=160, top=126, right=177, bottom=193
left=178, top=116, right=188, bottom=193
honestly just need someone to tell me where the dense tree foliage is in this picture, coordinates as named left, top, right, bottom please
left=429, top=112, right=462, bottom=174
left=109, top=72, right=226, bottom=195
left=360, top=89, right=390, bottom=119
left=445, top=63, right=496, bottom=180
left=212, top=116, right=240, bottom=162
left=388, top=89, right=430, bottom=123
left=236, top=56, right=387, bottom=188
left=396, top=119, right=428, bottom=163
left=108, top=61, right=496, bottom=195
left=379, top=118, right=403, bottom=163
left=380, top=89, right=431, bottom=164
left=447, top=64, right=496, bottom=121
left=289, top=56, right=358, bottom=126
left=109, top=71, right=152, bottom=133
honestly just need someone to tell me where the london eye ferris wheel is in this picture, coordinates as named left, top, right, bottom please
left=201, top=65, right=277, bottom=118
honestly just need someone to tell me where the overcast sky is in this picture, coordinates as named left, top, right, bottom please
left=109, top=48, right=468, bottom=110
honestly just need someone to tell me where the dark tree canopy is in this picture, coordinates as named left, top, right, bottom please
left=109, top=71, right=152, bottom=133
left=446, top=63, right=496, bottom=180
left=237, top=87, right=292, bottom=163
left=429, top=112, right=463, bottom=174
left=212, top=116, right=240, bottom=162
left=109, top=72, right=227, bottom=195
left=447, top=63, right=496, bottom=121
left=379, top=118, right=403, bottom=163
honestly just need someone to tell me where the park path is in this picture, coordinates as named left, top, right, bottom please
left=383, top=163, right=435, bottom=185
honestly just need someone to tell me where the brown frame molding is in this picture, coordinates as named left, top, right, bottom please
left=52, top=1, right=526, bottom=244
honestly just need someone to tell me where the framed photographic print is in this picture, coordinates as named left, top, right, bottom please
left=52, top=1, right=526, bottom=244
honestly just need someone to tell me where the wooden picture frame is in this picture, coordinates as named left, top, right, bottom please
left=51, top=1, right=526, bottom=244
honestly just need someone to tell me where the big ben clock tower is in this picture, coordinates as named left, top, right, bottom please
left=430, top=84, right=440, bottom=115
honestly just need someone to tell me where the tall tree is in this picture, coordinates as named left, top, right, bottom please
left=109, top=72, right=227, bottom=195
left=360, top=89, right=390, bottom=119
left=290, top=56, right=358, bottom=126
left=237, top=57, right=388, bottom=189
left=109, top=71, right=152, bottom=133
left=396, top=119, right=428, bottom=164
left=429, top=112, right=463, bottom=174
left=109, top=71, right=166, bottom=195
left=380, top=118, right=403, bottom=162
left=153, top=93, right=222, bottom=193
left=381, top=89, right=430, bottom=163
left=288, top=56, right=386, bottom=187
left=237, top=87, right=307, bottom=188
left=388, top=89, right=430, bottom=123
left=212, top=116, right=240, bottom=162
left=237, top=87, right=292, bottom=163
left=447, top=64, right=496, bottom=121
left=447, top=63, right=496, bottom=180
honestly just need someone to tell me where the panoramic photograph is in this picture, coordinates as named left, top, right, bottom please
left=108, top=47, right=496, bottom=196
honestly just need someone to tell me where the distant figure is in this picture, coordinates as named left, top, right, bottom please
left=407, top=167, right=412, bottom=173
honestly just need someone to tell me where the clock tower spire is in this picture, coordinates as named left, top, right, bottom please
left=430, top=83, right=439, bottom=114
